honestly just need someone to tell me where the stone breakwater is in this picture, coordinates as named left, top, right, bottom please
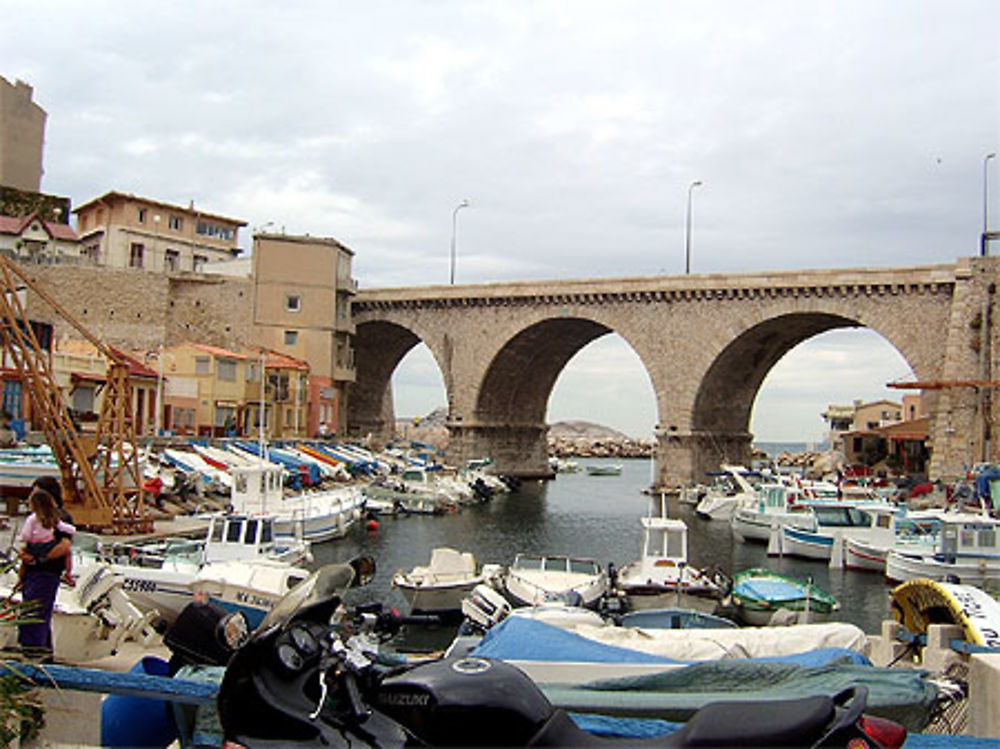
left=548, top=436, right=655, bottom=459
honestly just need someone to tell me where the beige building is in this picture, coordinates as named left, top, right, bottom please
left=0, top=77, right=45, bottom=192
left=158, top=342, right=309, bottom=439
left=73, top=191, right=246, bottom=272
left=251, top=232, right=357, bottom=436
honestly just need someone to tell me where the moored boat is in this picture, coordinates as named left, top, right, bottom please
left=884, top=512, right=1000, bottom=586
left=503, top=553, right=609, bottom=609
left=585, top=464, right=623, bottom=476
left=391, top=547, right=499, bottom=614
left=730, top=567, right=839, bottom=625
left=694, top=464, right=757, bottom=520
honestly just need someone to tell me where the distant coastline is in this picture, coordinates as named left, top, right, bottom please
left=753, top=441, right=830, bottom=458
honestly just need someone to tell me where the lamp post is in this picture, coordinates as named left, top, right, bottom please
left=684, top=180, right=703, bottom=274
left=983, top=152, right=996, bottom=257
left=449, top=199, right=470, bottom=285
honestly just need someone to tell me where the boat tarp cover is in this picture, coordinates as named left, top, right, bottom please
left=474, top=616, right=869, bottom=664
left=545, top=660, right=937, bottom=732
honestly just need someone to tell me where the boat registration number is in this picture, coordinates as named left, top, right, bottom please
left=122, top=578, right=157, bottom=593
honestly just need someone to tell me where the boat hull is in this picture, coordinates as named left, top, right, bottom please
left=845, top=537, right=887, bottom=572
left=778, top=525, right=834, bottom=560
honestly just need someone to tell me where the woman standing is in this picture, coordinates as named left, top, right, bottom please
left=17, top=487, right=74, bottom=661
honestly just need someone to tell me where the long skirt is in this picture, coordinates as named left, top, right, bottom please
left=18, top=570, right=60, bottom=658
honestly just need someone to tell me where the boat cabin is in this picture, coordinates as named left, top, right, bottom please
left=230, top=464, right=284, bottom=512
left=936, top=517, right=1000, bottom=562
left=203, top=514, right=280, bottom=563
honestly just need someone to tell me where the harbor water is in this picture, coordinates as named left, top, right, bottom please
left=313, top=457, right=894, bottom=636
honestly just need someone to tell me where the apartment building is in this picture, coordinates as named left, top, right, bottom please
left=160, top=342, right=309, bottom=439
left=73, top=191, right=246, bottom=272
left=0, top=77, right=45, bottom=192
left=251, top=232, right=356, bottom=437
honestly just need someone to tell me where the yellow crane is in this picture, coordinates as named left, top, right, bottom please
left=0, top=256, right=150, bottom=533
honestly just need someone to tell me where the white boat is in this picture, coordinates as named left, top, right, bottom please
left=844, top=512, right=940, bottom=572
left=503, top=553, right=609, bottom=609
left=391, top=547, right=499, bottom=614
left=694, top=464, right=757, bottom=520
left=773, top=502, right=903, bottom=563
left=730, top=481, right=819, bottom=543
left=885, top=513, right=1000, bottom=586
left=0, top=563, right=158, bottom=662
left=615, top=495, right=727, bottom=606
left=586, top=464, right=623, bottom=476
left=229, top=463, right=366, bottom=542
left=77, top=555, right=310, bottom=629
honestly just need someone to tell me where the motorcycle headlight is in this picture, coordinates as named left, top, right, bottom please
left=217, top=611, right=250, bottom=651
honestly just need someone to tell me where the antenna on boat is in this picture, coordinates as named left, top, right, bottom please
left=258, top=348, right=268, bottom=465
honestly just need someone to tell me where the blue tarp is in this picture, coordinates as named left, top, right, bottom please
left=472, top=616, right=871, bottom=667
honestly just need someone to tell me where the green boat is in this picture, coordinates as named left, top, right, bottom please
left=731, top=567, right=839, bottom=625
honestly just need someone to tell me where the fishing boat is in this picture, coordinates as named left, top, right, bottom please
left=730, top=568, right=839, bottom=625
left=843, top=511, right=940, bottom=573
left=391, top=547, right=499, bottom=614
left=773, top=502, right=902, bottom=563
left=614, top=496, right=728, bottom=610
left=503, top=553, right=609, bottom=609
left=730, top=480, right=819, bottom=543
left=885, top=513, right=1000, bottom=586
left=229, top=463, right=366, bottom=542
left=586, top=464, right=623, bottom=476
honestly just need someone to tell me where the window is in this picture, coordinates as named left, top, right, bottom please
left=246, top=363, right=259, bottom=382
left=217, top=358, right=237, bottom=381
left=138, top=208, right=146, bottom=223
left=72, top=387, right=95, bottom=413
left=196, top=221, right=234, bottom=241
left=165, top=249, right=179, bottom=271
left=129, top=243, right=145, bottom=268
left=193, top=254, right=208, bottom=272
left=168, top=215, right=183, bottom=231
left=195, top=356, right=211, bottom=375
left=286, top=294, right=301, bottom=312
left=284, top=330, right=298, bottom=346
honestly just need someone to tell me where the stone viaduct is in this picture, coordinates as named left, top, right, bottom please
left=350, top=256, right=1000, bottom=488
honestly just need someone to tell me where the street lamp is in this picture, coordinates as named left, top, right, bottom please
left=684, top=180, right=703, bottom=274
left=449, top=199, right=470, bottom=285
left=983, top=152, right=996, bottom=257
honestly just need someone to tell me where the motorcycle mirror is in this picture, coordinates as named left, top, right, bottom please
left=349, top=555, right=376, bottom=587
left=216, top=611, right=250, bottom=651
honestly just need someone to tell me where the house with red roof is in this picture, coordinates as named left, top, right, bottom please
left=0, top=212, right=79, bottom=264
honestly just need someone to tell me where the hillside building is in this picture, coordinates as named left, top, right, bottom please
left=73, top=191, right=246, bottom=272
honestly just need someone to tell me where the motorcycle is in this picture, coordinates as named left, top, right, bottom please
left=169, top=558, right=907, bottom=748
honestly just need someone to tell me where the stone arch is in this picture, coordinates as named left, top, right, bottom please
left=350, top=320, right=446, bottom=438
left=689, top=311, right=916, bottom=471
left=475, top=317, right=616, bottom=424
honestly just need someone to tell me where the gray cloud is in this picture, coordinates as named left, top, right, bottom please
left=3, top=1, right=997, bottom=440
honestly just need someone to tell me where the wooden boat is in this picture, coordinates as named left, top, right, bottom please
left=731, top=481, right=831, bottom=543
left=503, top=553, right=609, bottom=609
left=730, top=567, right=839, bottom=625
left=391, top=547, right=497, bottom=614
left=844, top=512, right=939, bottom=573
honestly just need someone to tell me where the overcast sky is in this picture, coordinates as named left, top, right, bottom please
left=3, top=2, right=997, bottom=441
